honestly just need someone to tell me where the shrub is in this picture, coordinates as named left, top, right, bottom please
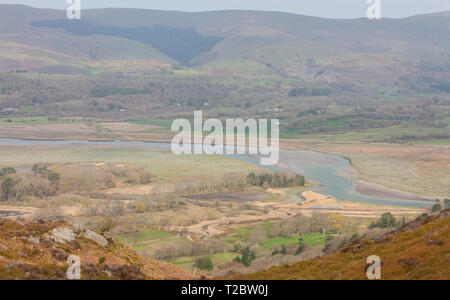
left=369, top=212, right=397, bottom=229
left=288, top=87, right=308, bottom=97
left=0, top=177, right=14, bottom=201
left=196, top=256, right=213, bottom=271
left=295, top=238, right=306, bottom=255
left=233, top=246, right=256, bottom=267
left=431, top=203, right=442, bottom=213
left=134, top=202, right=146, bottom=213
left=0, top=167, right=16, bottom=177
left=445, top=199, right=450, bottom=208
left=99, top=217, right=117, bottom=235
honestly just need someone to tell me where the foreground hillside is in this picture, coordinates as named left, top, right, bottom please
left=225, top=209, right=450, bottom=280
left=0, top=218, right=194, bottom=280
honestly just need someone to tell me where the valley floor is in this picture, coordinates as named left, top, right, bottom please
left=0, top=122, right=447, bottom=277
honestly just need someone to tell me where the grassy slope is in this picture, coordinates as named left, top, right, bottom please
left=224, top=209, right=450, bottom=280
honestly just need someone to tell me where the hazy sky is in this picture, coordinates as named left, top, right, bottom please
left=1, top=0, right=450, bottom=19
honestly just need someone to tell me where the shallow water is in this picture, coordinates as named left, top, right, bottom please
left=0, top=138, right=431, bottom=207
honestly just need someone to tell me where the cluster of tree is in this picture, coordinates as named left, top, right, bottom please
left=368, top=212, right=398, bottom=229
left=431, top=200, right=443, bottom=213
left=233, top=246, right=256, bottom=267
left=90, top=87, right=152, bottom=98
left=0, top=167, right=16, bottom=177
left=32, top=164, right=60, bottom=184
left=295, top=238, right=307, bottom=255
left=269, top=214, right=344, bottom=238
left=288, top=86, right=332, bottom=97
left=80, top=202, right=126, bottom=218
left=151, top=173, right=247, bottom=196
left=1, top=167, right=57, bottom=202
left=195, top=256, right=214, bottom=271
left=102, top=165, right=152, bottom=185
left=0, top=163, right=153, bottom=202
left=271, top=237, right=307, bottom=256
left=246, top=172, right=305, bottom=188
left=272, top=244, right=288, bottom=256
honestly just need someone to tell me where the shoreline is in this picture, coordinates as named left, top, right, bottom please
left=340, top=156, right=437, bottom=203
left=0, top=137, right=439, bottom=204
left=354, top=179, right=435, bottom=203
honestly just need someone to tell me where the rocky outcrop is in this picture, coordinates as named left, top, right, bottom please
left=84, top=230, right=108, bottom=247
left=49, top=227, right=76, bottom=244
left=0, top=219, right=194, bottom=280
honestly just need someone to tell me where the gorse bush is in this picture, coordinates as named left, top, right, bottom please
left=134, top=202, right=146, bottom=213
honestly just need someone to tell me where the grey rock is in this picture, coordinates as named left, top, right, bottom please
left=52, top=227, right=75, bottom=242
left=104, top=270, right=112, bottom=278
left=44, top=227, right=76, bottom=244
left=84, top=230, right=108, bottom=247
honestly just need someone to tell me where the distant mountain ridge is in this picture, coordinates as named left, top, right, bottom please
left=0, top=4, right=449, bottom=130
left=1, top=5, right=450, bottom=60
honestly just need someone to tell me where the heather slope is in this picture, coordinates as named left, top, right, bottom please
left=224, top=209, right=450, bottom=280
left=0, top=218, right=194, bottom=280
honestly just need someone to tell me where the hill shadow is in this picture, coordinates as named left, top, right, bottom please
left=31, top=19, right=223, bottom=65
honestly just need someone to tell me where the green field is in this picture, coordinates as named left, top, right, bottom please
left=261, top=233, right=330, bottom=248
left=168, top=252, right=240, bottom=271
left=115, top=229, right=175, bottom=244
